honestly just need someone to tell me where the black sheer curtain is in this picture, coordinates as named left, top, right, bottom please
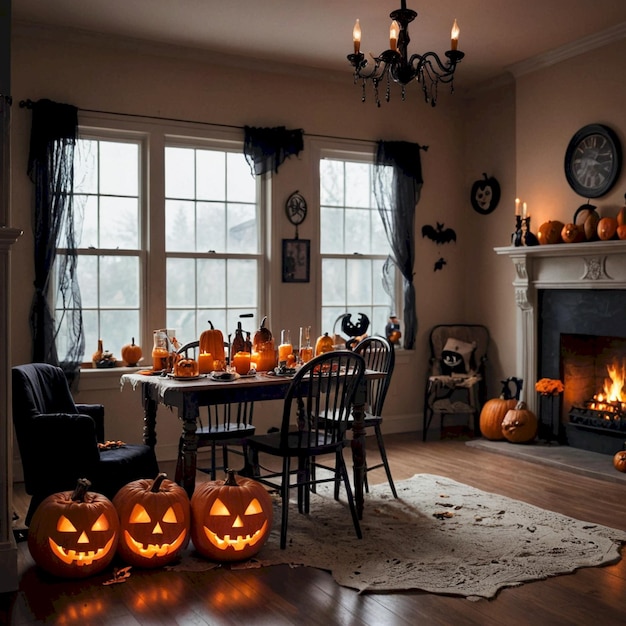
left=27, top=98, right=83, bottom=381
left=243, top=126, right=304, bottom=176
left=374, top=140, right=424, bottom=350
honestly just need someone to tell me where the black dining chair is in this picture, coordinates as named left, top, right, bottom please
left=174, top=341, right=256, bottom=482
left=12, top=363, right=159, bottom=525
left=245, top=350, right=366, bottom=549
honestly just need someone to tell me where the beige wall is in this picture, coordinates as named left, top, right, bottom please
left=9, top=25, right=626, bottom=468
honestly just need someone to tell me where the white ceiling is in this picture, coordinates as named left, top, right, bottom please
left=12, top=0, right=626, bottom=94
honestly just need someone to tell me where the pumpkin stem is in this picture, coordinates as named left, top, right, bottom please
left=131, top=337, right=136, bottom=346
left=151, top=472, right=168, bottom=492
left=224, top=469, right=239, bottom=486
left=259, top=315, right=267, bottom=330
left=71, top=478, right=92, bottom=502
left=207, top=320, right=215, bottom=330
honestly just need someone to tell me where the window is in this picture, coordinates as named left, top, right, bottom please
left=319, top=155, right=396, bottom=338
left=56, top=120, right=263, bottom=365
left=57, top=136, right=142, bottom=360
left=164, top=144, right=260, bottom=343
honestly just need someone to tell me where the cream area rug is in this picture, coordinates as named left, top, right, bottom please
left=172, top=474, right=626, bottom=600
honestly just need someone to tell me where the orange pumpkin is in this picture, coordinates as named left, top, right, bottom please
left=501, top=401, right=538, bottom=443
left=27, top=478, right=119, bottom=578
left=479, top=396, right=517, bottom=440
left=174, top=357, right=199, bottom=378
left=121, top=337, right=143, bottom=366
left=190, top=470, right=273, bottom=562
left=617, top=224, right=626, bottom=240
left=251, top=316, right=277, bottom=371
left=537, top=221, right=563, bottom=245
left=617, top=204, right=626, bottom=227
left=199, top=321, right=226, bottom=369
left=613, top=450, right=626, bottom=473
left=113, top=473, right=190, bottom=568
left=597, top=217, right=618, bottom=241
left=315, top=332, right=334, bottom=356
left=561, top=223, right=585, bottom=244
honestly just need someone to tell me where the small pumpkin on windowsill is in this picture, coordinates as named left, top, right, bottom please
left=121, top=337, right=143, bottom=367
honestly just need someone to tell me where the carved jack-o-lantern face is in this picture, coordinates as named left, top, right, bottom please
left=113, top=473, right=190, bottom=568
left=190, top=470, right=273, bottom=562
left=28, top=479, right=119, bottom=578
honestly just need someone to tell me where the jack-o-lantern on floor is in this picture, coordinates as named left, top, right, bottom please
left=113, top=473, right=190, bottom=568
left=190, top=470, right=273, bottom=562
left=27, top=478, right=119, bottom=578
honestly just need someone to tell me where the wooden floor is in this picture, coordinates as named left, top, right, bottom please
left=3, top=435, right=626, bottom=625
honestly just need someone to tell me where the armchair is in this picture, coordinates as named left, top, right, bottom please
left=12, top=363, right=159, bottom=525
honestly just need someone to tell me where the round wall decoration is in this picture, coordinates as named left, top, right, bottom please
left=470, top=173, right=500, bottom=214
left=285, top=190, right=307, bottom=226
left=564, top=124, right=622, bottom=198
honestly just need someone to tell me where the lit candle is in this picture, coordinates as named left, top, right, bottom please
left=232, top=351, right=251, bottom=375
left=390, top=20, right=399, bottom=51
left=353, top=19, right=361, bottom=54
left=450, top=18, right=460, bottom=51
left=515, top=198, right=521, bottom=217
left=198, top=352, right=212, bottom=374
left=522, top=202, right=528, bottom=220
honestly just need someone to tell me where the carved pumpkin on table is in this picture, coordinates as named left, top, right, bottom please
left=113, top=473, right=190, bottom=568
left=251, top=316, right=277, bottom=371
left=190, top=470, right=273, bottom=561
left=199, top=321, right=226, bottom=370
left=27, top=478, right=119, bottom=578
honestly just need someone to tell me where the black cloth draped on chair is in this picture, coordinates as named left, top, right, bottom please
left=27, top=98, right=84, bottom=381
left=374, top=140, right=424, bottom=350
left=243, top=125, right=304, bottom=176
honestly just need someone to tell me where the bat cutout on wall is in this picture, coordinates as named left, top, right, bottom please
left=422, top=223, right=457, bottom=244
left=434, top=257, right=447, bottom=271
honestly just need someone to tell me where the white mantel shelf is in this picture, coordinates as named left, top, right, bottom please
left=494, top=240, right=626, bottom=412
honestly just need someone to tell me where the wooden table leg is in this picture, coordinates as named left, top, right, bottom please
left=351, top=379, right=368, bottom=520
left=141, top=384, right=157, bottom=449
left=179, top=393, right=200, bottom=497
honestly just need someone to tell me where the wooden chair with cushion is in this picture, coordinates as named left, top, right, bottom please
left=12, top=363, right=159, bottom=525
left=245, top=350, right=366, bottom=549
left=422, top=324, right=490, bottom=441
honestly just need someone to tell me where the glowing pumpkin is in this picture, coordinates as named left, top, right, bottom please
left=190, top=470, right=273, bottom=561
left=174, top=357, right=199, bottom=378
left=113, top=473, right=190, bottom=568
left=613, top=450, right=626, bottom=473
left=537, top=221, right=564, bottom=245
left=251, top=316, right=277, bottom=371
left=27, top=478, right=119, bottom=578
left=315, top=332, right=334, bottom=356
left=199, top=321, right=226, bottom=370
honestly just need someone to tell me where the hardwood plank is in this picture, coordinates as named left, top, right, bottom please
left=4, top=436, right=626, bottom=625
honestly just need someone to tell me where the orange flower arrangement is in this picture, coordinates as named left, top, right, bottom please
left=535, top=378, right=564, bottom=396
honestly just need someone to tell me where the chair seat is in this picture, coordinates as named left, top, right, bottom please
left=93, top=444, right=160, bottom=500
left=247, top=431, right=342, bottom=458
left=196, top=423, right=255, bottom=441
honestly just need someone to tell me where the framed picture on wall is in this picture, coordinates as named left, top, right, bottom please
left=282, top=238, right=310, bottom=283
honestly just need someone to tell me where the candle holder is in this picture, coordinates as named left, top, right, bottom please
left=512, top=215, right=523, bottom=246
left=520, top=216, right=539, bottom=246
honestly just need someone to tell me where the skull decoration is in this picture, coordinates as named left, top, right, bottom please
left=113, top=473, right=190, bottom=568
left=27, top=478, right=119, bottom=578
left=190, top=470, right=273, bottom=561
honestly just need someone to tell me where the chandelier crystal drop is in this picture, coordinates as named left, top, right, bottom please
left=347, top=1, right=464, bottom=107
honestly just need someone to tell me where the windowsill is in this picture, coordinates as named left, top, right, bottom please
left=79, top=365, right=143, bottom=392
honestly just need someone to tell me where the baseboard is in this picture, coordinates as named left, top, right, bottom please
left=0, top=540, right=18, bottom=593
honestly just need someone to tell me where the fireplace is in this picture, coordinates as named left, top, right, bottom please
left=496, top=241, right=626, bottom=455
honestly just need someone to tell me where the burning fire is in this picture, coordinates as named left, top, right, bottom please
left=589, top=359, right=626, bottom=415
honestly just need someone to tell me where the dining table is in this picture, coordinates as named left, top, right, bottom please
left=120, top=368, right=382, bottom=519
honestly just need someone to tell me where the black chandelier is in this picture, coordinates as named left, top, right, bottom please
left=347, top=1, right=464, bottom=107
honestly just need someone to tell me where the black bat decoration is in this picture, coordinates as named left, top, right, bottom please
left=422, top=222, right=457, bottom=245
left=434, top=257, right=447, bottom=271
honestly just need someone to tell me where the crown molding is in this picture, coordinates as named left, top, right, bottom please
left=507, top=21, right=626, bottom=78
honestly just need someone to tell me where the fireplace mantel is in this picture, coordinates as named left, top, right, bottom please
left=494, top=241, right=626, bottom=412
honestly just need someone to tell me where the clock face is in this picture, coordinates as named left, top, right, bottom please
left=564, top=124, right=622, bottom=198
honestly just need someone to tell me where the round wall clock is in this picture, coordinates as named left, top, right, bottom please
left=285, top=190, right=307, bottom=226
left=564, top=124, right=622, bottom=198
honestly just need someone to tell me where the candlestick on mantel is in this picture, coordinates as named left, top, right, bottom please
left=522, top=202, right=528, bottom=220
left=515, top=198, right=521, bottom=217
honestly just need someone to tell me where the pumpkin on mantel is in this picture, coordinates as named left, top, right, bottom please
left=537, top=220, right=564, bottom=245
left=501, top=401, right=538, bottom=443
